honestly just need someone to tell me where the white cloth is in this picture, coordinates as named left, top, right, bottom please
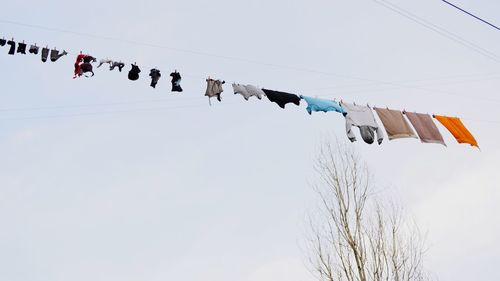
left=232, top=83, right=265, bottom=100
left=244, top=85, right=265, bottom=99
left=341, top=102, right=384, bottom=144
left=97, top=59, right=113, bottom=68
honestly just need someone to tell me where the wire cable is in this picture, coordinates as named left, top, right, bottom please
left=372, top=0, right=500, bottom=63
left=440, top=0, right=500, bottom=31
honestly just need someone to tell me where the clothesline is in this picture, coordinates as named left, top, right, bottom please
left=0, top=35, right=483, bottom=148
left=2, top=18, right=500, bottom=102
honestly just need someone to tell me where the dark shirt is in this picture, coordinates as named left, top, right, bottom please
left=128, top=64, right=141, bottom=81
left=262, top=88, right=300, bottom=109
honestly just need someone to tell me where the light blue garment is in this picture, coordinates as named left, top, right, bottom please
left=300, top=95, right=345, bottom=115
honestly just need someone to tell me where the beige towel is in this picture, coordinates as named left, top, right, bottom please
left=374, top=108, right=418, bottom=140
left=404, top=112, right=446, bottom=146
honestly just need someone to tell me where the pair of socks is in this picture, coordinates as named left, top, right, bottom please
left=41, top=48, right=67, bottom=62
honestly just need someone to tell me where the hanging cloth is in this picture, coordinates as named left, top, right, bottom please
left=17, top=42, right=27, bottom=54
left=29, top=44, right=39, bottom=55
left=128, top=64, right=141, bottom=81
left=149, top=69, right=161, bottom=88
left=50, top=49, right=67, bottom=62
left=262, top=89, right=300, bottom=109
left=300, top=95, right=344, bottom=115
left=170, top=71, right=183, bottom=92
left=7, top=39, right=15, bottom=55
left=205, top=78, right=225, bottom=105
left=405, top=112, right=446, bottom=146
left=232, top=84, right=264, bottom=100
left=340, top=102, right=384, bottom=145
left=110, top=62, right=125, bottom=72
left=434, top=115, right=479, bottom=148
left=374, top=107, right=418, bottom=140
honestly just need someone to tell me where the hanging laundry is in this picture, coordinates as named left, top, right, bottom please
left=17, top=42, right=27, bottom=54
left=434, top=115, right=479, bottom=148
left=205, top=78, right=225, bottom=104
left=149, top=69, right=161, bottom=88
left=7, top=39, right=15, bottom=55
left=262, top=88, right=300, bottom=109
left=29, top=44, right=39, bottom=55
left=341, top=102, right=384, bottom=145
left=128, top=64, right=141, bottom=81
left=300, top=95, right=344, bottom=115
left=404, top=112, right=446, bottom=146
left=232, top=84, right=265, bottom=100
left=97, top=59, right=113, bottom=68
left=50, top=49, right=67, bottom=62
left=110, top=61, right=125, bottom=72
left=374, top=107, right=418, bottom=140
left=73, top=54, right=86, bottom=77
left=245, top=85, right=266, bottom=99
left=0, top=38, right=6, bottom=46
left=73, top=54, right=96, bottom=78
left=170, top=71, right=183, bottom=92
left=41, top=47, right=49, bottom=62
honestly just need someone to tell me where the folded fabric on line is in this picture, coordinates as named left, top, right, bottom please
left=341, top=102, right=384, bottom=145
left=262, top=89, right=300, bottom=109
left=300, top=95, right=344, bottom=115
left=405, top=112, right=446, bottom=146
left=375, top=107, right=418, bottom=140
left=434, top=115, right=479, bottom=148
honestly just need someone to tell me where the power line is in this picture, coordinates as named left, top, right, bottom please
left=372, top=0, right=500, bottom=63
left=440, top=0, right=500, bottom=31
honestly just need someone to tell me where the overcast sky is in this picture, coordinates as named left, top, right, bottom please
left=0, top=0, right=499, bottom=280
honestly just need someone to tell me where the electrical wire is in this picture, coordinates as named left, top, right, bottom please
left=439, top=0, right=500, bottom=31
left=372, top=0, right=500, bottom=63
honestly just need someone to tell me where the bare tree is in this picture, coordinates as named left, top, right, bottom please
left=306, top=141, right=430, bottom=281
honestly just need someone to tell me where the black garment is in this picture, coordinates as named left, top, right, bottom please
left=41, top=47, right=49, bottom=62
left=0, top=38, right=6, bottom=46
left=128, top=64, right=141, bottom=81
left=50, top=49, right=67, bottom=62
left=17, top=42, right=27, bottom=54
left=170, top=71, right=183, bottom=92
left=149, top=69, right=161, bottom=88
left=110, top=62, right=125, bottom=72
left=29, top=45, right=39, bottom=55
left=7, top=40, right=16, bottom=55
left=262, top=89, right=300, bottom=109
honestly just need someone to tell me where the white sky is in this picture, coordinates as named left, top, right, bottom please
left=0, top=0, right=499, bottom=280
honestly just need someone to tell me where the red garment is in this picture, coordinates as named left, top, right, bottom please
left=73, top=54, right=87, bottom=78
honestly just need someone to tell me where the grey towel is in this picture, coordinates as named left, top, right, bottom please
left=405, top=112, right=446, bottom=146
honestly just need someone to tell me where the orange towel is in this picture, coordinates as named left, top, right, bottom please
left=434, top=115, right=479, bottom=148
